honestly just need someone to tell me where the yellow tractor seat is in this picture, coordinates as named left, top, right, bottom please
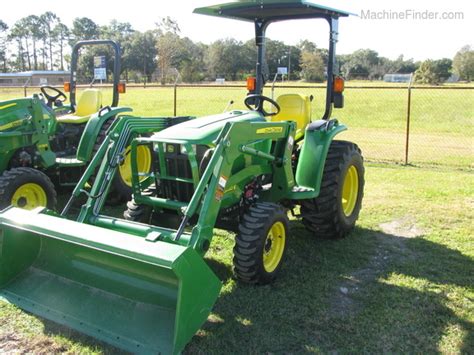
left=271, top=94, right=312, bottom=140
left=57, top=89, right=103, bottom=124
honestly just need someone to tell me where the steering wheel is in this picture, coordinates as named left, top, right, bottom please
left=244, top=94, right=281, bottom=117
left=40, top=85, right=67, bottom=108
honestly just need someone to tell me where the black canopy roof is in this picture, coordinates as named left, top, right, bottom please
left=194, top=0, right=352, bottom=22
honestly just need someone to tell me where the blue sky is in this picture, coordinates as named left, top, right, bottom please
left=2, top=0, right=472, bottom=60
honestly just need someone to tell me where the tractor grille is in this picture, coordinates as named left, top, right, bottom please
left=162, top=144, right=194, bottom=202
left=157, top=144, right=208, bottom=203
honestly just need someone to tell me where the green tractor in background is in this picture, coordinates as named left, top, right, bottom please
left=0, top=40, right=149, bottom=210
left=0, top=1, right=364, bottom=354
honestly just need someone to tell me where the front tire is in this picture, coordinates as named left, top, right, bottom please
left=233, top=202, right=289, bottom=284
left=301, top=140, right=364, bottom=239
left=0, top=168, right=57, bottom=210
left=123, top=198, right=152, bottom=223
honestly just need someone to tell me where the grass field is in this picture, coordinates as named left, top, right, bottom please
left=0, top=163, right=472, bottom=353
left=1, top=83, right=472, bottom=167
left=0, top=84, right=472, bottom=353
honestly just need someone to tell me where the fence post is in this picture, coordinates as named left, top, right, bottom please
left=174, top=84, right=177, bottom=116
left=404, top=74, right=414, bottom=165
left=23, top=78, right=31, bottom=97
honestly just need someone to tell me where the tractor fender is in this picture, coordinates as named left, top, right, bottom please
left=295, top=120, right=347, bottom=196
left=76, top=107, right=132, bottom=162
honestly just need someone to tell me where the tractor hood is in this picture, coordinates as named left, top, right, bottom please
left=0, top=98, right=33, bottom=133
left=152, top=110, right=265, bottom=144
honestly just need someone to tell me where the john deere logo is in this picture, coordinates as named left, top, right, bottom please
left=167, top=145, right=175, bottom=153
left=256, top=127, right=283, bottom=134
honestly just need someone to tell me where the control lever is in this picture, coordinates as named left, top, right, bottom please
left=223, top=100, right=234, bottom=113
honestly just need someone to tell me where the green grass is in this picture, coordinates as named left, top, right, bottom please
left=0, top=84, right=472, bottom=351
left=96, top=84, right=472, bottom=168
left=0, top=163, right=473, bottom=353
left=1, top=84, right=471, bottom=167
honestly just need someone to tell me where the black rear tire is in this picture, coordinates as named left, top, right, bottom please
left=0, top=167, right=57, bottom=210
left=301, top=140, right=364, bottom=239
left=233, top=202, right=289, bottom=284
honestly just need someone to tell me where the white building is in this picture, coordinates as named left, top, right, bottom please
left=0, top=70, right=69, bottom=86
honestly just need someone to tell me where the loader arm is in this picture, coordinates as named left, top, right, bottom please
left=61, top=115, right=192, bottom=220
left=123, top=119, right=297, bottom=254
left=0, top=114, right=226, bottom=355
left=75, top=106, right=133, bottom=162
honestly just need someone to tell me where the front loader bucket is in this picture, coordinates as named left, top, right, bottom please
left=0, top=207, right=221, bottom=354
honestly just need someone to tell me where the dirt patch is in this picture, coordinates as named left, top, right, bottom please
left=380, top=216, right=424, bottom=238
left=0, top=331, right=68, bottom=354
left=0, top=332, right=21, bottom=353
left=329, top=240, right=388, bottom=317
left=330, top=216, right=423, bottom=317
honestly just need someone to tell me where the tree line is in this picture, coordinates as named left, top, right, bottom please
left=0, top=14, right=472, bottom=84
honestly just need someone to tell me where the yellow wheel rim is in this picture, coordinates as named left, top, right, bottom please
left=342, top=165, right=359, bottom=217
left=263, top=221, right=286, bottom=273
left=119, top=145, right=152, bottom=187
left=11, top=183, right=47, bottom=210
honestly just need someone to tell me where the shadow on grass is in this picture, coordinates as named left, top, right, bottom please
left=187, top=225, right=474, bottom=353
left=40, top=320, right=129, bottom=355
left=4, top=222, right=472, bottom=353
left=205, top=258, right=233, bottom=283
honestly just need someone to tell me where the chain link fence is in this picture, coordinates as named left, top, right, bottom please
left=1, top=84, right=472, bottom=169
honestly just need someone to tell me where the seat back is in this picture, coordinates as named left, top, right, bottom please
left=271, top=94, right=312, bottom=138
left=75, top=89, right=102, bottom=117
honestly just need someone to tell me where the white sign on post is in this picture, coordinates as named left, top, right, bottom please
left=94, top=68, right=106, bottom=80
left=94, top=56, right=106, bottom=68
left=277, top=67, right=288, bottom=75
left=94, top=56, right=106, bottom=81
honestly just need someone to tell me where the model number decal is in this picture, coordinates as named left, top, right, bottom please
left=256, top=127, right=283, bottom=134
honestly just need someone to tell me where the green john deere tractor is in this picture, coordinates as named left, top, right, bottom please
left=0, top=40, right=149, bottom=210
left=0, top=1, right=364, bottom=354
